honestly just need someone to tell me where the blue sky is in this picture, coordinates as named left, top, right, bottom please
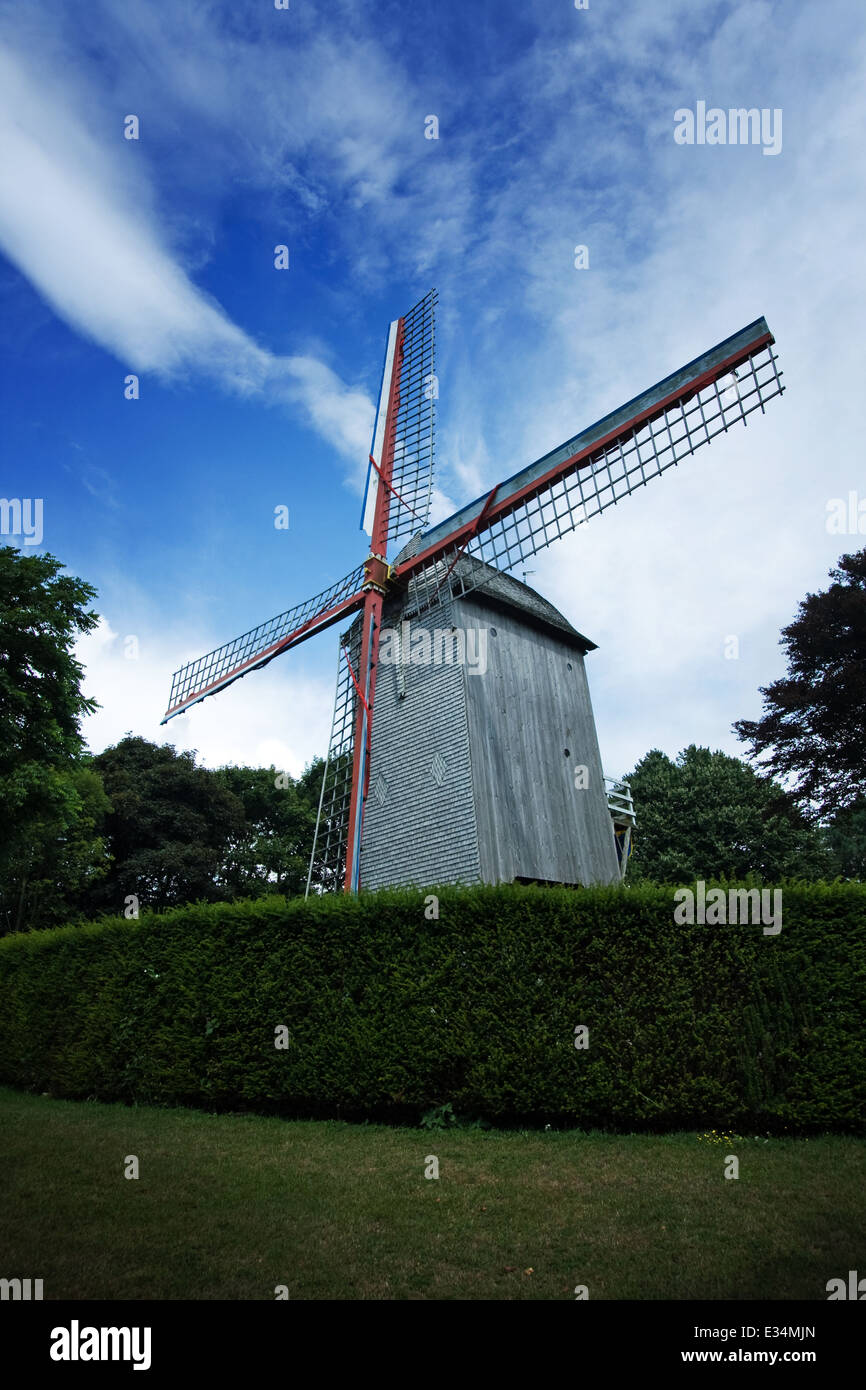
left=1, top=0, right=864, bottom=780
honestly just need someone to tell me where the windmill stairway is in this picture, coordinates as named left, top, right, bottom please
left=605, top=777, right=636, bottom=879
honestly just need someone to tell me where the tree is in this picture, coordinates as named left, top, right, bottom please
left=624, top=745, right=833, bottom=883
left=0, top=763, right=112, bottom=934
left=84, top=745, right=327, bottom=912
left=0, top=545, right=99, bottom=769
left=734, top=549, right=866, bottom=819
left=825, top=796, right=866, bottom=880
left=0, top=545, right=330, bottom=925
left=83, top=737, right=246, bottom=914
left=212, top=763, right=320, bottom=899
left=0, top=547, right=106, bottom=933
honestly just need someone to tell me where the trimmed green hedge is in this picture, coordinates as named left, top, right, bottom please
left=0, top=883, right=863, bottom=1131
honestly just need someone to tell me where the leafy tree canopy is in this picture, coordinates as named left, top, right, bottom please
left=0, top=762, right=111, bottom=934
left=734, top=549, right=866, bottom=819
left=213, top=762, right=321, bottom=899
left=0, top=546, right=99, bottom=776
left=85, top=736, right=247, bottom=914
left=624, top=745, right=833, bottom=884
left=825, top=796, right=866, bottom=880
left=83, top=740, right=326, bottom=915
left=0, top=548, right=107, bottom=933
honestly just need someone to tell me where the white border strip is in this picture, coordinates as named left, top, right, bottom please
left=361, top=318, right=399, bottom=537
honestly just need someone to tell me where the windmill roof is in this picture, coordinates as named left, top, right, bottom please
left=451, top=556, right=597, bottom=652
left=390, top=540, right=596, bottom=652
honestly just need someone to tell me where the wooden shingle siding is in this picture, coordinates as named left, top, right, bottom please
left=361, top=592, right=482, bottom=890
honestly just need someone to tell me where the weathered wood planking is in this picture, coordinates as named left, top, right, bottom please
left=457, top=592, right=620, bottom=887
left=360, top=565, right=620, bottom=890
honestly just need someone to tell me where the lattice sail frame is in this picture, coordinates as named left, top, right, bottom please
left=386, top=288, right=437, bottom=544
left=163, top=291, right=439, bottom=723
left=399, top=330, right=783, bottom=618
left=162, top=563, right=366, bottom=720
left=306, top=622, right=362, bottom=894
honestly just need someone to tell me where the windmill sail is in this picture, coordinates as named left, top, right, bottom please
left=360, top=317, right=400, bottom=539
left=397, top=317, right=782, bottom=616
left=161, top=562, right=367, bottom=722
left=306, top=622, right=362, bottom=894
left=361, top=288, right=437, bottom=547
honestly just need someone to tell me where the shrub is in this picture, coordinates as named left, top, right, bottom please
left=0, top=882, right=863, bottom=1132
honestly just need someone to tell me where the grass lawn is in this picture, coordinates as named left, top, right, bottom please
left=0, top=1086, right=862, bottom=1300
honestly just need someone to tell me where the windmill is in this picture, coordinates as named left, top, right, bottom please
left=161, top=289, right=784, bottom=893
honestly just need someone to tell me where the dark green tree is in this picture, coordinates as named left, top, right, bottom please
left=0, top=546, right=99, bottom=773
left=0, top=547, right=107, bottom=933
left=212, top=763, right=321, bottom=898
left=0, top=763, right=112, bottom=933
left=297, top=757, right=325, bottom=809
left=825, top=796, right=866, bottom=880
left=624, top=745, right=833, bottom=884
left=734, top=549, right=866, bottom=819
left=84, top=736, right=246, bottom=914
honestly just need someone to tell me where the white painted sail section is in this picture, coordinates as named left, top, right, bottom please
left=361, top=318, right=399, bottom=537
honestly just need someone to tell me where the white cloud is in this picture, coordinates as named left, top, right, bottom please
left=267, top=357, right=374, bottom=474
left=0, top=40, right=374, bottom=460
left=77, top=616, right=333, bottom=776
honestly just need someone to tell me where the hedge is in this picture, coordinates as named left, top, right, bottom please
left=0, top=882, right=863, bottom=1132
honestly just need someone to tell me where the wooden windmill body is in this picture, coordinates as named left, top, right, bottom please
left=359, top=558, right=621, bottom=890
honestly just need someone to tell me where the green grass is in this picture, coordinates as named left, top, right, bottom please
left=0, top=1087, right=862, bottom=1300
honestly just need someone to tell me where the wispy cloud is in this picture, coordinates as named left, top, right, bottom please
left=0, top=38, right=375, bottom=461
